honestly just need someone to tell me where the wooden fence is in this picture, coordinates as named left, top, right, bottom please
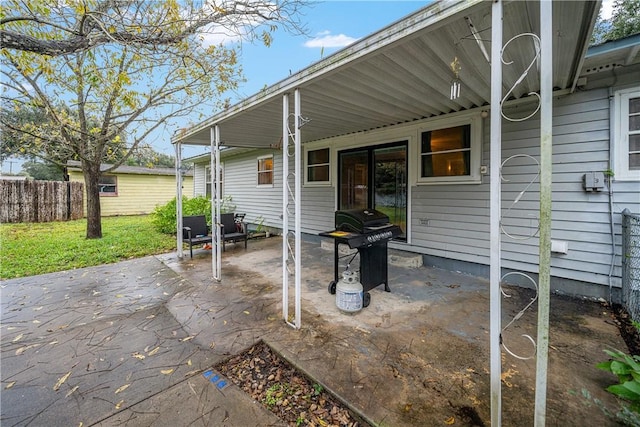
left=0, top=180, right=84, bottom=223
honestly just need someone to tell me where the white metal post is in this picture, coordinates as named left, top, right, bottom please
left=490, top=1, right=503, bottom=425
left=175, top=142, right=184, bottom=258
left=212, top=126, right=222, bottom=281
left=293, top=89, right=302, bottom=329
left=282, top=93, right=290, bottom=323
left=535, top=0, right=553, bottom=424
left=282, top=90, right=302, bottom=329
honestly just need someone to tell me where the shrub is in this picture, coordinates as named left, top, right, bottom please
left=596, top=320, right=640, bottom=425
left=150, top=195, right=236, bottom=234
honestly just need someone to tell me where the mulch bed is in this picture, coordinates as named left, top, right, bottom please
left=214, top=341, right=370, bottom=427
left=610, top=303, right=640, bottom=355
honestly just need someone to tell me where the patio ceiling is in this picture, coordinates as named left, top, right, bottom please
left=173, top=0, right=599, bottom=149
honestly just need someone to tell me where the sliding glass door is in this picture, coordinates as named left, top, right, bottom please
left=338, top=142, right=407, bottom=238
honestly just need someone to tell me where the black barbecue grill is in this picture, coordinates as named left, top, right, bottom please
left=320, top=208, right=402, bottom=307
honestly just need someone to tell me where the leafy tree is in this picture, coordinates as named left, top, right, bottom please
left=22, top=161, right=65, bottom=181
left=1, top=0, right=306, bottom=239
left=592, top=0, right=640, bottom=45
left=126, top=145, right=176, bottom=169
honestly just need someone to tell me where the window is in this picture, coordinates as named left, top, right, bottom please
left=205, top=165, right=224, bottom=197
left=417, top=116, right=481, bottom=184
left=614, top=87, right=640, bottom=181
left=306, top=147, right=330, bottom=184
left=205, top=166, right=212, bottom=198
left=99, top=175, right=117, bottom=196
left=257, top=155, right=273, bottom=186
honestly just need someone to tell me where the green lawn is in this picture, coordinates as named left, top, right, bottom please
left=0, top=215, right=177, bottom=280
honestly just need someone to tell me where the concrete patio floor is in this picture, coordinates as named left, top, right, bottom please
left=0, top=236, right=629, bottom=426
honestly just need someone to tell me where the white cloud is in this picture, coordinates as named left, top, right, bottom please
left=600, top=0, right=614, bottom=20
left=304, top=31, right=358, bottom=49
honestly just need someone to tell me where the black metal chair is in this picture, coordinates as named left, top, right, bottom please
left=182, top=215, right=213, bottom=258
left=219, top=212, right=247, bottom=251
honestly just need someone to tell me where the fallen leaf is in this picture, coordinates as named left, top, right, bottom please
left=180, top=336, right=194, bottom=342
left=5, top=381, right=16, bottom=389
left=115, top=400, right=124, bottom=410
left=132, top=353, right=145, bottom=360
left=115, top=294, right=124, bottom=298
left=33, top=306, right=43, bottom=311
left=66, top=385, right=79, bottom=397
left=146, top=314, right=155, bottom=319
left=12, top=334, right=23, bottom=343
left=161, top=369, right=174, bottom=375
left=187, top=359, right=192, bottom=366
left=243, top=310, right=250, bottom=315
left=147, top=347, right=160, bottom=356
left=445, top=416, right=455, bottom=425
left=54, top=371, right=71, bottom=391
left=115, top=384, right=130, bottom=394
left=33, top=320, right=41, bottom=324
left=15, top=344, right=39, bottom=355
left=209, top=341, right=216, bottom=349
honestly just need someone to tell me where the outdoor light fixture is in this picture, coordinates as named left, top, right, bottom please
left=450, top=56, right=462, bottom=100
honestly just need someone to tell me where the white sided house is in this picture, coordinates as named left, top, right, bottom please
left=176, top=1, right=639, bottom=304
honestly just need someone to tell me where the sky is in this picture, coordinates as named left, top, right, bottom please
left=174, top=0, right=432, bottom=160
left=0, top=0, right=615, bottom=173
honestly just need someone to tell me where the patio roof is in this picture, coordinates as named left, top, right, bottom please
left=172, top=0, right=599, bottom=149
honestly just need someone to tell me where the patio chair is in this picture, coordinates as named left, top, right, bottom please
left=219, top=212, right=247, bottom=251
left=182, top=215, right=213, bottom=258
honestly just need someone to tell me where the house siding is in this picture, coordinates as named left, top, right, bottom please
left=219, top=150, right=283, bottom=231
left=69, top=171, right=193, bottom=216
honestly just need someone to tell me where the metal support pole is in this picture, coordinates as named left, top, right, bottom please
left=535, top=0, right=553, bottom=424
left=282, top=93, right=290, bottom=323
left=293, top=88, right=302, bottom=329
left=212, top=126, right=222, bottom=281
left=489, top=1, right=503, bottom=425
left=175, top=142, right=184, bottom=258
left=282, top=90, right=302, bottom=329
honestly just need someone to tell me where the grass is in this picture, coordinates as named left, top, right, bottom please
left=0, top=215, right=177, bottom=280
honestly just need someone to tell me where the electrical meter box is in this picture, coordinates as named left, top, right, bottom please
left=582, top=171, right=605, bottom=192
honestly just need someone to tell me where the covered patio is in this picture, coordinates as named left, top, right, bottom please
left=172, top=0, right=602, bottom=424
left=158, top=236, right=626, bottom=426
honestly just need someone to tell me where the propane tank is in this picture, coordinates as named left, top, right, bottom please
left=335, top=270, right=363, bottom=313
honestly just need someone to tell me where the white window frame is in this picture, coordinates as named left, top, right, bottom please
left=304, top=146, right=331, bottom=186
left=99, top=175, right=118, bottom=196
left=416, top=114, right=482, bottom=184
left=257, top=154, right=274, bottom=187
left=205, top=163, right=224, bottom=198
left=613, top=86, right=640, bottom=181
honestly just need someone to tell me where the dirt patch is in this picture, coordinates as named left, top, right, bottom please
left=215, top=340, right=371, bottom=427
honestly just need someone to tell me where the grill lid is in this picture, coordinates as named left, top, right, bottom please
left=335, top=209, right=390, bottom=233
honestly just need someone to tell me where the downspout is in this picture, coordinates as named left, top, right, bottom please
left=608, top=87, right=616, bottom=303
left=175, top=142, right=184, bottom=258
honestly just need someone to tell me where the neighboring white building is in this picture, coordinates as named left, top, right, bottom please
left=177, top=1, right=640, bottom=302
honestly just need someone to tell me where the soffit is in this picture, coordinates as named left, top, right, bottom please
left=174, top=0, right=598, bottom=149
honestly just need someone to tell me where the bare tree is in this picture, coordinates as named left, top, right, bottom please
left=1, top=0, right=308, bottom=238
